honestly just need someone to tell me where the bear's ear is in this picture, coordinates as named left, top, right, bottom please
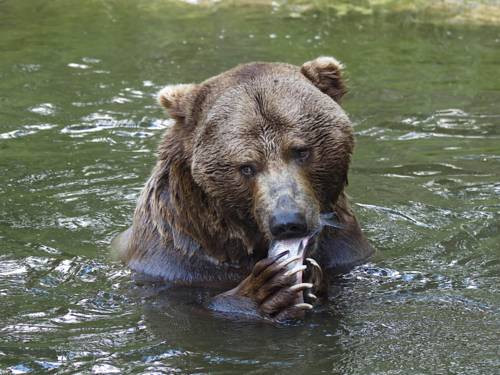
left=300, top=56, right=347, bottom=103
left=157, top=83, right=196, bottom=120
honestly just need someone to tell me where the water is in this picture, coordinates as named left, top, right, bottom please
left=1, top=1, right=499, bottom=373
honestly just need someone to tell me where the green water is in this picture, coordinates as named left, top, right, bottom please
left=1, top=1, right=499, bottom=374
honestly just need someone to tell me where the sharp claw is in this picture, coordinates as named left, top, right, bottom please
left=274, top=250, right=290, bottom=260
left=277, top=255, right=302, bottom=269
left=306, top=292, right=317, bottom=301
left=289, top=282, right=313, bottom=292
left=306, top=257, right=323, bottom=282
left=284, top=265, right=307, bottom=277
left=294, top=303, right=313, bottom=310
left=298, top=241, right=304, bottom=252
left=306, top=257, right=320, bottom=268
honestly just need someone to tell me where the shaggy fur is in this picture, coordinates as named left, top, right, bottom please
left=116, top=57, right=374, bottom=319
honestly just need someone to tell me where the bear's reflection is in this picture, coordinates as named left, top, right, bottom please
left=132, top=281, right=347, bottom=369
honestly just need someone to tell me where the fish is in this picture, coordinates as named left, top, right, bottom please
left=267, top=211, right=341, bottom=306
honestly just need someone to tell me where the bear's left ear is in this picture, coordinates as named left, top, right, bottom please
left=301, top=56, right=346, bottom=103
left=157, top=83, right=196, bottom=121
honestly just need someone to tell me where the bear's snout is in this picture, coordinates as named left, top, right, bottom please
left=269, top=209, right=308, bottom=239
left=254, top=166, right=320, bottom=241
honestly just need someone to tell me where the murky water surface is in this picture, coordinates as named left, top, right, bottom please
left=1, top=1, right=499, bottom=374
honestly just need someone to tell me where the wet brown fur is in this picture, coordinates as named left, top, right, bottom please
left=118, top=57, right=374, bottom=293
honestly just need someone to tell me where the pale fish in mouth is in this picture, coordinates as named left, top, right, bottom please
left=267, top=212, right=342, bottom=306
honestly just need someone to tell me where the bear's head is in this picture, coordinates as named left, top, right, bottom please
left=156, top=57, right=353, bottom=262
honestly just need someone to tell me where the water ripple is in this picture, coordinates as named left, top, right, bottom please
left=29, top=103, right=56, bottom=116
left=1, top=4, right=499, bottom=374
left=0, top=124, right=56, bottom=139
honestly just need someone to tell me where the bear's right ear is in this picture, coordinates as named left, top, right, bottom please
left=157, top=83, right=196, bottom=120
left=300, top=56, right=347, bottom=103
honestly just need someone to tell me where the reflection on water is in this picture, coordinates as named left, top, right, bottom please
left=0, top=0, right=499, bottom=373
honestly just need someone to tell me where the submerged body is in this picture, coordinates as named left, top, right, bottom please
left=116, top=57, right=374, bottom=321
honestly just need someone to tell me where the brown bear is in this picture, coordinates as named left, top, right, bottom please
left=114, top=56, right=374, bottom=322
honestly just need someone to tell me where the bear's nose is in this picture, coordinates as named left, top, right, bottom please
left=269, top=210, right=308, bottom=239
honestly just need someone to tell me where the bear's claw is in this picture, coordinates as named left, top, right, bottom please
left=284, top=264, right=307, bottom=277
left=288, top=282, right=313, bottom=292
left=305, top=292, right=317, bottom=301
left=294, top=303, right=313, bottom=310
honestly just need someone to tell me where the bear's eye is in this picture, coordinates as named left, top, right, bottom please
left=292, top=148, right=310, bottom=163
left=239, top=165, right=256, bottom=177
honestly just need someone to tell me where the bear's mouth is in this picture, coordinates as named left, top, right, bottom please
left=267, top=211, right=343, bottom=264
left=266, top=212, right=343, bottom=304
